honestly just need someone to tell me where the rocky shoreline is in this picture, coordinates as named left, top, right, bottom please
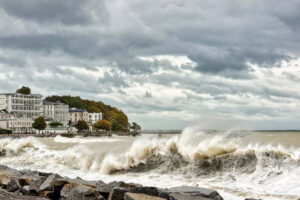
left=0, top=164, right=261, bottom=200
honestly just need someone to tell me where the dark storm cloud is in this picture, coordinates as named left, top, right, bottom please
left=1, top=0, right=300, bottom=129
left=0, top=0, right=108, bottom=25
left=1, top=0, right=299, bottom=76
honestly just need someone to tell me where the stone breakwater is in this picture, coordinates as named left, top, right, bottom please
left=0, top=164, right=260, bottom=200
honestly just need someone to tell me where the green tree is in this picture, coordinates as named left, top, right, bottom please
left=130, top=122, right=141, bottom=132
left=32, top=116, right=46, bottom=133
left=94, top=120, right=111, bottom=131
left=111, top=112, right=129, bottom=131
left=75, top=120, right=89, bottom=131
left=49, top=122, right=63, bottom=128
left=16, top=86, right=31, bottom=95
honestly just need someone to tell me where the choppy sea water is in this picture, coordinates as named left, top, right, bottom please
left=0, top=126, right=300, bottom=200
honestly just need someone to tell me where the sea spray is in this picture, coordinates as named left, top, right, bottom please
left=0, top=131, right=300, bottom=198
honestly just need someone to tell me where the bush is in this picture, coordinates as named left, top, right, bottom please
left=0, top=128, right=12, bottom=134
left=49, top=121, right=63, bottom=128
left=75, top=120, right=89, bottom=131
left=93, top=120, right=111, bottom=131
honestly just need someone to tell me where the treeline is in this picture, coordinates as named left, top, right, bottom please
left=45, top=95, right=129, bottom=131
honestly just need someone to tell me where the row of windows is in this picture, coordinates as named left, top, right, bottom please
left=12, top=100, right=42, bottom=104
left=8, top=121, right=32, bottom=126
left=45, top=111, right=69, bottom=114
left=12, top=106, right=41, bottom=111
left=12, top=95, right=41, bottom=99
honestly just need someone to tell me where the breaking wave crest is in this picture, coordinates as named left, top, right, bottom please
left=60, top=126, right=300, bottom=178
left=0, top=137, right=45, bottom=156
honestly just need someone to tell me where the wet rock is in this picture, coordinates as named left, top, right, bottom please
left=245, top=199, right=262, bottom=200
left=60, top=182, right=104, bottom=200
left=7, top=178, right=21, bottom=192
left=96, top=181, right=128, bottom=199
left=41, top=190, right=56, bottom=199
left=124, top=192, right=167, bottom=200
left=18, top=177, right=33, bottom=186
left=39, top=173, right=61, bottom=191
left=169, top=192, right=210, bottom=200
left=21, top=170, right=40, bottom=179
left=107, top=182, right=145, bottom=200
left=168, top=186, right=223, bottom=200
left=0, top=174, right=11, bottom=189
left=21, top=185, right=31, bottom=195
left=74, top=177, right=97, bottom=187
left=29, top=176, right=47, bottom=194
left=108, top=183, right=170, bottom=200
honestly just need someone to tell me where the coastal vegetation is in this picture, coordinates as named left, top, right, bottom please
left=45, top=95, right=129, bottom=131
left=0, top=128, right=12, bottom=134
left=49, top=121, right=63, bottom=128
left=16, top=86, right=31, bottom=95
left=93, top=119, right=111, bottom=131
left=75, top=120, right=89, bottom=131
left=32, top=116, right=46, bottom=133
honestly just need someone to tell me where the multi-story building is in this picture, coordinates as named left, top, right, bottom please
left=0, top=93, right=43, bottom=118
left=69, top=108, right=89, bottom=125
left=0, top=112, right=33, bottom=133
left=43, top=101, right=70, bottom=125
left=88, top=113, right=103, bottom=124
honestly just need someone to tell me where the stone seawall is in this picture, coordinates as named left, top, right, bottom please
left=0, top=164, right=260, bottom=200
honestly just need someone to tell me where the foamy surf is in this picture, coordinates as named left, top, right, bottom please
left=0, top=130, right=299, bottom=200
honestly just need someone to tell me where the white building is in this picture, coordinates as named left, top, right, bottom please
left=0, top=112, right=33, bottom=133
left=43, top=101, right=70, bottom=126
left=0, top=93, right=43, bottom=119
left=88, top=112, right=103, bottom=124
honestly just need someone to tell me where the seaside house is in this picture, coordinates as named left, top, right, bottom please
left=43, top=101, right=70, bottom=126
left=88, top=112, right=103, bottom=125
left=69, top=108, right=89, bottom=125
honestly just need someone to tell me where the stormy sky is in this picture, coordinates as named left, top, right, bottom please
left=1, top=0, right=300, bottom=130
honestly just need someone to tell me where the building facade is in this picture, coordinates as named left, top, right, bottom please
left=43, top=101, right=69, bottom=125
left=0, top=112, right=33, bottom=133
left=0, top=93, right=43, bottom=119
left=69, top=108, right=89, bottom=125
left=88, top=113, right=103, bottom=124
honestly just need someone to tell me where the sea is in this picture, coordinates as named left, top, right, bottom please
left=0, top=125, right=300, bottom=200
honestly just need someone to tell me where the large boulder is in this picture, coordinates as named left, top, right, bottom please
left=39, top=173, right=61, bottom=191
left=169, top=192, right=210, bottom=200
left=0, top=174, right=12, bottom=189
left=29, top=176, right=47, bottom=195
left=60, top=182, right=104, bottom=200
left=7, top=178, right=21, bottom=192
left=21, top=185, right=31, bottom=195
left=97, top=181, right=140, bottom=199
left=245, top=199, right=262, bottom=200
left=167, top=186, right=223, bottom=200
left=124, top=192, right=167, bottom=200
left=107, top=182, right=149, bottom=200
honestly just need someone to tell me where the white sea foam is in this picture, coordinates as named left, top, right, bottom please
left=0, top=130, right=299, bottom=199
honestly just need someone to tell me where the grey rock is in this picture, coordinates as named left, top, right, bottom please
left=245, top=199, right=262, bottom=200
left=124, top=192, right=167, bottom=200
left=21, top=185, right=31, bottom=195
left=170, top=192, right=210, bottom=200
left=7, top=178, right=21, bottom=192
left=29, top=176, right=46, bottom=194
left=39, top=173, right=61, bottom=191
left=168, top=186, right=223, bottom=200
left=107, top=183, right=170, bottom=200
left=60, top=183, right=104, bottom=200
